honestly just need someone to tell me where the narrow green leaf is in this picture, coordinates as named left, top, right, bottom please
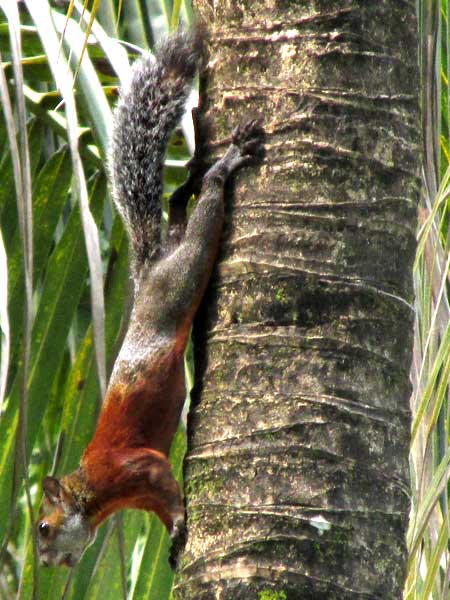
left=121, top=0, right=154, bottom=49
left=94, top=0, right=118, bottom=37
left=0, top=118, right=44, bottom=248
left=73, top=0, right=129, bottom=85
left=21, top=86, right=101, bottom=168
left=422, top=518, right=448, bottom=600
left=407, top=448, right=450, bottom=559
left=7, top=148, right=72, bottom=356
left=0, top=229, right=9, bottom=408
left=51, top=9, right=112, bottom=156
left=79, top=512, right=143, bottom=600
left=0, top=21, right=45, bottom=55
left=411, top=321, right=450, bottom=441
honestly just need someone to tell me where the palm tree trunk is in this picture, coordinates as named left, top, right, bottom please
left=175, top=2, right=420, bottom=598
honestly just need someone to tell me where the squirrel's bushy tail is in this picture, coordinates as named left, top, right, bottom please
left=110, top=32, right=200, bottom=269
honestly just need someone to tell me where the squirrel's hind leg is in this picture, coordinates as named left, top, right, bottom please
left=150, top=120, right=265, bottom=336
left=166, top=108, right=210, bottom=249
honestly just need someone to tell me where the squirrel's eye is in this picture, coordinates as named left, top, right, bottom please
left=38, top=522, right=50, bottom=538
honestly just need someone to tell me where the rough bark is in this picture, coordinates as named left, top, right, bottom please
left=175, top=2, right=420, bottom=599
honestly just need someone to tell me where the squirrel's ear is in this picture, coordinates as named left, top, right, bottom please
left=43, top=476, right=63, bottom=504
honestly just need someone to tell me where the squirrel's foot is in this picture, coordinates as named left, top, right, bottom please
left=168, top=514, right=187, bottom=571
left=229, top=119, right=265, bottom=170
left=203, top=119, right=265, bottom=183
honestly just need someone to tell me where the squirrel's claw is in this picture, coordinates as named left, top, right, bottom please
left=168, top=515, right=187, bottom=571
left=232, top=119, right=266, bottom=166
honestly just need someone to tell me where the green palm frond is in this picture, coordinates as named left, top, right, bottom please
left=406, top=1, right=450, bottom=598
left=0, top=2, right=190, bottom=598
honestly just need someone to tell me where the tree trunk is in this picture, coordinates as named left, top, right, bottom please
left=175, top=2, right=419, bottom=598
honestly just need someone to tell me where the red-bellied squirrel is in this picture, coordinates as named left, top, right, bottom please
left=36, top=30, right=264, bottom=569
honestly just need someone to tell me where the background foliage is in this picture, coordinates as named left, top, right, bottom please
left=0, top=1, right=192, bottom=599
left=0, top=1, right=448, bottom=599
left=407, top=2, right=450, bottom=599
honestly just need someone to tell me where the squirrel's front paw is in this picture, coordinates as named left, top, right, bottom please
left=232, top=119, right=265, bottom=164
left=168, top=515, right=187, bottom=571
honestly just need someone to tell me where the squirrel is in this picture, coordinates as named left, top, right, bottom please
left=35, top=31, right=264, bottom=569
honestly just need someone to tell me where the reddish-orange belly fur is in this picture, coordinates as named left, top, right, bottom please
left=78, top=345, right=186, bottom=528
left=88, top=345, right=185, bottom=454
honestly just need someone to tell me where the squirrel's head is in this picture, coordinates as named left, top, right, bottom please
left=36, top=476, right=96, bottom=567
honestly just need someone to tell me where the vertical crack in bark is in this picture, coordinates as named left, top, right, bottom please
left=176, top=2, right=419, bottom=598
